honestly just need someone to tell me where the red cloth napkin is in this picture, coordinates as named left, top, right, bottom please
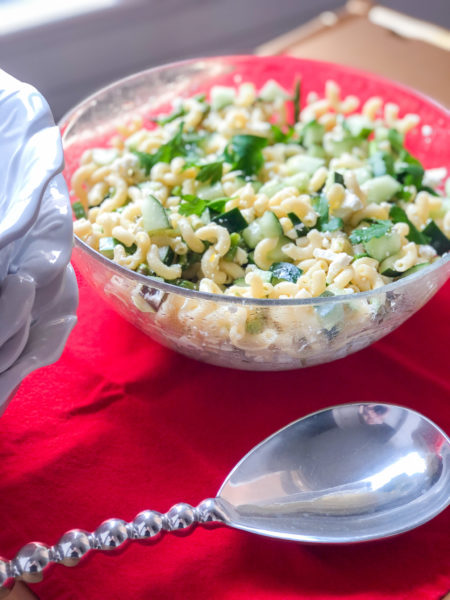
left=0, top=269, right=449, bottom=600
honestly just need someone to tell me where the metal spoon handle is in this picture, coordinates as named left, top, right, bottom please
left=0, top=499, right=224, bottom=595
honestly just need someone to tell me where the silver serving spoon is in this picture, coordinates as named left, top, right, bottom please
left=1, top=403, right=449, bottom=594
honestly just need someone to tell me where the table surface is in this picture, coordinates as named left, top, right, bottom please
left=0, top=265, right=449, bottom=599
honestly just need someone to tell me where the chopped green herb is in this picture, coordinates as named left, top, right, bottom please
left=395, top=188, right=413, bottom=201
left=72, top=201, right=86, bottom=219
left=349, top=220, right=392, bottom=244
left=395, top=163, right=424, bottom=188
left=293, top=78, right=301, bottom=124
left=178, top=194, right=229, bottom=217
left=132, top=122, right=201, bottom=175
left=312, top=194, right=343, bottom=232
left=224, top=134, right=268, bottom=176
left=270, top=124, right=294, bottom=143
left=419, top=185, right=439, bottom=196
left=154, top=107, right=187, bottom=125
left=387, top=128, right=404, bottom=154
left=389, top=205, right=430, bottom=245
left=195, top=161, right=223, bottom=184
left=270, top=262, right=302, bottom=284
left=300, top=120, right=325, bottom=147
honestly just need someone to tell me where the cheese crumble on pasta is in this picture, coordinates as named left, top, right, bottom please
left=72, top=79, right=450, bottom=301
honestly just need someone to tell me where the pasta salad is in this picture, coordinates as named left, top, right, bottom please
left=72, top=79, right=450, bottom=302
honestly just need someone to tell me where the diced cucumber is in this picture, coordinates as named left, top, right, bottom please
left=212, top=208, right=247, bottom=233
left=246, top=313, right=266, bottom=334
left=354, top=166, right=373, bottom=185
left=258, top=79, right=289, bottom=102
left=286, top=154, right=325, bottom=175
left=325, top=137, right=363, bottom=157
left=361, top=175, right=401, bottom=204
left=379, top=252, right=403, bottom=276
left=422, top=219, right=450, bottom=254
left=197, top=182, right=225, bottom=200
left=158, top=246, right=175, bottom=265
left=344, top=115, right=373, bottom=138
left=287, top=212, right=309, bottom=237
left=99, top=237, right=117, bottom=259
left=210, top=86, right=236, bottom=110
left=142, top=195, right=170, bottom=233
left=242, top=211, right=283, bottom=249
left=301, top=120, right=325, bottom=147
left=201, top=207, right=211, bottom=225
left=259, top=211, right=283, bottom=238
left=307, top=144, right=327, bottom=159
left=399, top=263, right=429, bottom=278
left=267, top=235, right=291, bottom=263
left=284, top=172, right=309, bottom=192
left=270, top=262, right=302, bottom=284
left=315, top=299, right=344, bottom=333
left=259, top=180, right=286, bottom=198
left=242, top=221, right=263, bottom=249
left=364, top=231, right=402, bottom=262
left=374, top=127, right=389, bottom=141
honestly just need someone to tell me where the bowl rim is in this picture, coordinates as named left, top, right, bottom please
left=63, top=54, right=450, bottom=307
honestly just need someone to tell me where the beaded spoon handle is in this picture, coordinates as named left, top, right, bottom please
left=1, top=403, right=448, bottom=596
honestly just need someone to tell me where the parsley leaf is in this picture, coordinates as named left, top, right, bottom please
left=387, top=128, right=404, bottom=154
left=311, top=195, right=343, bottom=232
left=154, top=107, right=187, bottom=125
left=389, top=205, right=430, bottom=245
left=270, top=124, right=294, bottom=144
left=178, top=194, right=228, bottom=217
left=132, top=123, right=202, bottom=175
left=349, top=220, right=392, bottom=244
left=223, top=134, right=268, bottom=176
left=395, top=163, right=424, bottom=188
left=195, top=161, right=223, bottom=184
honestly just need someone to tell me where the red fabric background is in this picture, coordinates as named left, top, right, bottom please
left=0, top=269, right=449, bottom=600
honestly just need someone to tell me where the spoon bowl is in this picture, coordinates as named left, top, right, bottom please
left=217, top=403, right=450, bottom=542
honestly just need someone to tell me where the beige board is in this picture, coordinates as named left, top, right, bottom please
left=256, top=0, right=450, bottom=107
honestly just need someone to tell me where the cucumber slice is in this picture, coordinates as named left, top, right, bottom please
left=270, top=262, right=302, bottom=284
left=422, top=220, right=450, bottom=254
left=212, top=208, right=247, bottom=233
left=259, top=180, right=286, bottom=198
left=361, top=175, right=402, bottom=204
left=286, top=154, right=325, bottom=175
left=301, top=120, right=325, bottom=147
left=242, top=221, right=263, bottom=249
left=284, top=172, right=309, bottom=192
left=399, top=263, right=429, bottom=278
left=142, top=195, right=170, bottom=233
left=307, top=144, right=327, bottom=159
left=210, top=86, right=236, bottom=110
left=379, top=252, right=403, bottom=276
left=233, top=277, right=248, bottom=286
left=197, top=182, right=225, bottom=200
left=287, top=212, right=309, bottom=237
left=325, top=137, right=361, bottom=157
left=345, top=115, right=373, bottom=138
left=354, top=166, right=373, bottom=185
left=99, top=237, right=117, bottom=259
left=259, top=211, right=283, bottom=238
left=267, top=235, right=291, bottom=263
left=258, top=80, right=289, bottom=102
left=364, top=231, right=402, bottom=262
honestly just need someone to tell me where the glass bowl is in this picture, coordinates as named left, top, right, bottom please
left=60, top=55, right=450, bottom=371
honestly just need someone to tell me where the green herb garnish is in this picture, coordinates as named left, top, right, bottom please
left=195, top=161, right=223, bottom=184
left=349, top=220, right=392, bottom=244
left=154, top=107, right=187, bottom=125
left=223, top=134, right=268, bottom=176
left=178, top=194, right=228, bottom=217
left=312, top=195, right=343, bottom=232
left=72, top=201, right=86, bottom=219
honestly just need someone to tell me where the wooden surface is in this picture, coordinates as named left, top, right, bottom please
left=256, top=1, right=450, bottom=106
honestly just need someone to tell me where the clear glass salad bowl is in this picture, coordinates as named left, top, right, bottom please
left=60, top=56, right=450, bottom=371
